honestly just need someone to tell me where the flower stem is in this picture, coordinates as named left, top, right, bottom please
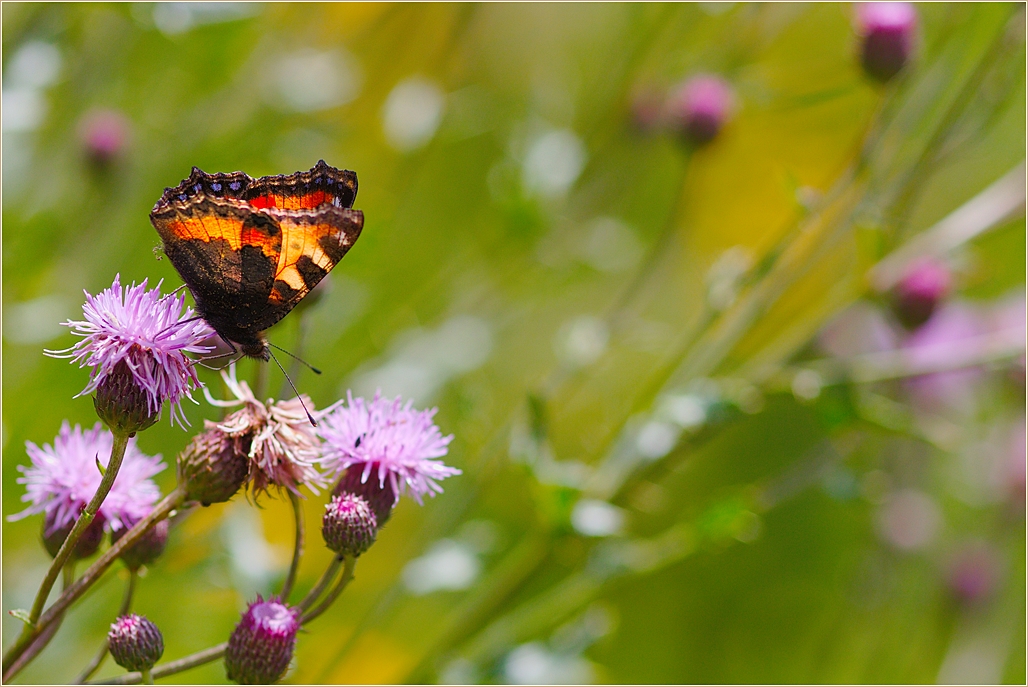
left=301, top=555, right=356, bottom=625
left=86, top=643, right=228, bottom=685
left=3, top=432, right=131, bottom=678
left=3, top=484, right=186, bottom=681
left=297, top=555, right=344, bottom=612
left=3, top=562, right=78, bottom=680
left=139, top=668, right=153, bottom=685
left=75, top=569, right=137, bottom=684
left=279, top=491, right=305, bottom=602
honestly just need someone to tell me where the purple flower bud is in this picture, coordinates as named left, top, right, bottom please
left=177, top=425, right=250, bottom=506
left=891, top=257, right=951, bottom=329
left=333, top=466, right=398, bottom=526
left=856, top=3, right=917, bottom=82
left=322, top=493, right=377, bottom=557
left=947, top=541, right=1001, bottom=604
left=112, top=517, right=169, bottom=571
left=42, top=507, right=106, bottom=560
left=108, top=614, right=164, bottom=673
left=225, top=596, right=300, bottom=685
left=666, top=74, right=734, bottom=145
left=94, top=360, right=160, bottom=436
left=78, top=109, right=131, bottom=165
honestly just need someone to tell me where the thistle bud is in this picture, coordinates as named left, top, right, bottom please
left=947, top=541, right=1001, bottom=605
left=178, top=425, right=250, bottom=506
left=856, top=3, right=917, bottom=82
left=43, top=508, right=106, bottom=560
left=666, top=74, right=734, bottom=145
left=112, top=518, right=169, bottom=571
left=334, top=467, right=398, bottom=526
left=322, top=493, right=377, bottom=557
left=78, top=109, right=131, bottom=165
left=94, top=360, right=159, bottom=436
left=224, top=596, right=300, bottom=685
left=108, top=614, right=164, bottom=673
left=891, top=257, right=951, bottom=329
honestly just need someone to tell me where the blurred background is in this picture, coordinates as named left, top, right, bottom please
left=2, top=3, right=1025, bottom=684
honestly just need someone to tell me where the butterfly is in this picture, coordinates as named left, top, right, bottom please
left=150, top=160, right=364, bottom=361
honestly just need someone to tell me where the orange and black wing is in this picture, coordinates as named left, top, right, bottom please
left=150, top=196, right=284, bottom=346
left=252, top=205, right=364, bottom=332
left=245, top=159, right=358, bottom=211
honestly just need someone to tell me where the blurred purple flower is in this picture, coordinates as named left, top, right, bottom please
left=946, top=540, right=1002, bottom=604
left=224, top=596, right=300, bottom=685
left=78, top=109, right=131, bottom=164
left=891, top=256, right=951, bottom=329
left=47, top=275, right=214, bottom=428
left=8, top=421, right=165, bottom=534
left=666, top=74, right=734, bottom=145
left=903, top=301, right=988, bottom=416
left=318, top=392, right=459, bottom=508
left=205, top=364, right=328, bottom=497
left=855, top=2, right=917, bottom=81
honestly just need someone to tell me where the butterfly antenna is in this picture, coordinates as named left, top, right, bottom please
left=267, top=350, right=317, bottom=426
left=268, top=343, right=322, bottom=375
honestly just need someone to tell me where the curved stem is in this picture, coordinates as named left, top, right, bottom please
left=75, top=569, right=137, bottom=684
left=3, top=433, right=131, bottom=678
left=297, top=555, right=344, bottom=612
left=4, top=562, right=78, bottom=679
left=87, top=643, right=228, bottom=685
left=301, top=555, right=356, bottom=625
left=4, top=485, right=187, bottom=681
left=279, top=491, right=305, bottom=602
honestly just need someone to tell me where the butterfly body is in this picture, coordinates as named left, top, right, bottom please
left=150, top=160, right=363, bottom=360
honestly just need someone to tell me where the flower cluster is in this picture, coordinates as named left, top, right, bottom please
left=8, top=421, right=165, bottom=536
left=47, top=275, right=213, bottom=429
left=203, top=365, right=329, bottom=497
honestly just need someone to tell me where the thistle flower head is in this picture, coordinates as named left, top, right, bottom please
left=856, top=2, right=918, bottom=81
left=666, top=74, right=734, bottom=145
left=322, top=493, right=377, bottom=557
left=108, top=614, right=164, bottom=672
left=224, top=596, right=300, bottom=685
left=205, top=364, right=329, bottom=497
left=318, top=392, right=459, bottom=513
left=46, top=275, right=214, bottom=429
left=8, top=421, right=165, bottom=534
left=112, top=517, right=170, bottom=571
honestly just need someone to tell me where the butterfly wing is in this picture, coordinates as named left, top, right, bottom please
left=150, top=196, right=282, bottom=346
left=252, top=205, right=364, bottom=332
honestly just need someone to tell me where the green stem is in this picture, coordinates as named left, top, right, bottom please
left=75, top=569, right=137, bottom=684
left=4, top=432, right=131, bottom=678
left=3, top=485, right=187, bottom=681
left=301, top=555, right=356, bottom=624
left=297, top=555, right=344, bottom=612
left=88, top=643, right=228, bottom=685
left=280, top=491, right=305, bottom=602
left=139, top=668, right=153, bottom=685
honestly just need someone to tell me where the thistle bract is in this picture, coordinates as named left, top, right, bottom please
left=224, top=596, right=300, bottom=685
left=108, top=614, right=164, bottom=672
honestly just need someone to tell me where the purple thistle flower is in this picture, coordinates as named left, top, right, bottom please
left=46, top=274, right=214, bottom=429
left=8, top=421, right=165, bottom=534
left=318, top=392, right=459, bottom=509
left=666, top=74, right=734, bottom=145
left=224, top=596, right=301, bottom=685
left=205, top=365, right=329, bottom=497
